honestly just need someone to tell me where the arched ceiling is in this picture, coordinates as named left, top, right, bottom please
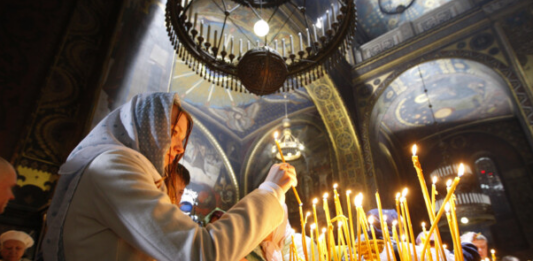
left=356, top=0, right=453, bottom=39
left=375, top=58, right=515, bottom=136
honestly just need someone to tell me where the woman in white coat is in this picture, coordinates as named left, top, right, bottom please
left=43, top=92, right=297, bottom=261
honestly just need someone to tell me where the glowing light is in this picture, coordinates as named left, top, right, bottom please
left=460, top=217, right=469, bottom=224
left=412, top=144, right=417, bottom=156
left=254, top=20, right=269, bottom=37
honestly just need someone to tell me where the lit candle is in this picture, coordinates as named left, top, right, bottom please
left=395, top=193, right=406, bottom=258
left=421, top=222, right=434, bottom=261
left=346, top=190, right=356, bottom=261
left=313, top=199, right=323, bottom=261
left=445, top=203, right=460, bottom=261
left=321, top=228, right=328, bottom=261
left=368, top=216, right=382, bottom=261
left=411, top=145, right=433, bottom=220
left=383, top=216, right=396, bottom=261
left=421, top=165, right=465, bottom=259
left=413, top=145, right=446, bottom=261
left=392, top=220, right=402, bottom=258
left=338, top=222, right=348, bottom=261
left=274, top=131, right=301, bottom=205
left=310, top=223, right=317, bottom=261
left=322, top=193, right=336, bottom=261
left=302, top=211, right=310, bottom=261
left=355, top=194, right=373, bottom=261
left=432, top=176, right=438, bottom=213
left=291, top=230, right=299, bottom=261
left=402, top=189, right=418, bottom=261
left=376, top=192, right=392, bottom=261
left=355, top=194, right=362, bottom=261
left=491, top=249, right=496, bottom=261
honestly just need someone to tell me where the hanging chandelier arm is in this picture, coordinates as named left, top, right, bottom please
left=244, top=1, right=265, bottom=21
left=267, top=5, right=280, bottom=24
left=266, top=6, right=298, bottom=46
left=217, top=15, right=230, bottom=51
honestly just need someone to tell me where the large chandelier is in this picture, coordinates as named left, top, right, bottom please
left=165, top=0, right=357, bottom=95
left=272, top=96, right=304, bottom=161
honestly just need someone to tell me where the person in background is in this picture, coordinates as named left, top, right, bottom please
left=205, top=208, right=226, bottom=225
left=501, top=255, right=520, bottom=261
left=0, top=157, right=16, bottom=214
left=43, top=92, right=297, bottom=261
left=0, top=230, right=34, bottom=261
left=242, top=204, right=317, bottom=261
left=164, top=163, right=190, bottom=206
left=462, top=232, right=488, bottom=260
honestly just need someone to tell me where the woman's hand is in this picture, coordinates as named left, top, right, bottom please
left=265, top=163, right=297, bottom=193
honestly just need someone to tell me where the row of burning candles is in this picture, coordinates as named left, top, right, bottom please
left=177, top=1, right=342, bottom=60
left=274, top=134, right=498, bottom=261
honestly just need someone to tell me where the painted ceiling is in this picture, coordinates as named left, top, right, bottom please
left=377, top=58, right=514, bottom=134
left=356, top=0, right=453, bottom=39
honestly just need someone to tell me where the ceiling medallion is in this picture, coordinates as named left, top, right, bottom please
left=166, top=0, right=357, bottom=95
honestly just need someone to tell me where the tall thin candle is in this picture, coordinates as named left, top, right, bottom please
left=421, top=164, right=465, bottom=259
left=368, top=216, right=382, bottom=261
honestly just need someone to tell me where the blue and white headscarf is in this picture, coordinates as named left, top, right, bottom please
left=44, top=92, right=179, bottom=261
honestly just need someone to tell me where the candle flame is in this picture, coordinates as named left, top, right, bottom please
left=402, top=188, right=408, bottom=196
left=396, top=192, right=401, bottom=199
left=443, top=244, right=447, bottom=249
left=306, top=211, right=311, bottom=217
left=311, top=223, right=316, bottom=229
left=346, top=190, right=352, bottom=195
left=273, top=131, right=279, bottom=139
left=421, top=222, right=426, bottom=228
left=446, top=179, right=452, bottom=187
left=412, top=144, right=417, bottom=156
left=383, top=215, right=388, bottom=221
left=313, top=198, right=318, bottom=205
left=432, top=176, right=438, bottom=184
left=458, top=163, right=465, bottom=177
left=323, top=192, right=329, bottom=199
left=491, top=249, right=495, bottom=254
left=338, top=221, right=343, bottom=227
left=354, top=193, right=363, bottom=207
left=445, top=202, right=450, bottom=212
left=393, top=220, right=398, bottom=226
left=368, top=216, right=375, bottom=224
left=334, top=183, right=338, bottom=189
left=322, top=227, right=326, bottom=234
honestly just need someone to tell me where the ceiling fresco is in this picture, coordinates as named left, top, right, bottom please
left=355, top=0, right=453, bottom=39
left=170, top=59, right=316, bottom=139
left=376, top=58, right=514, bottom=134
